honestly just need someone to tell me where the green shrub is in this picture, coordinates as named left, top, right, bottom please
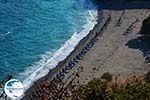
left=72, top=77, right=150, bottom=100
left=101, top=72, right=113, bottom=82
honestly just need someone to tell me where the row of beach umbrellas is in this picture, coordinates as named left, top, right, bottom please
left=27, top=15, right=112, bottom=99
left=53, top=15, right=112, bottom=83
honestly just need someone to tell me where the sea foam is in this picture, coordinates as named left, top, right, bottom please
left=19, top=2, right=98, bottom=99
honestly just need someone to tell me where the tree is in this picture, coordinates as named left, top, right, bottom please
left=73, top=78, right=107, bottom=100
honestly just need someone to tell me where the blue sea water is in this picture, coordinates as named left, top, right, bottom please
left=0, top=0, right=97, bottom=87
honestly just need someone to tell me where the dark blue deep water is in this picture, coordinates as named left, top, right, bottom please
left=0, top=0, right=95, bottom=83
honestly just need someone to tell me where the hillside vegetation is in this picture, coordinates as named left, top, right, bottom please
left=71, top=74, right=150, bottom=100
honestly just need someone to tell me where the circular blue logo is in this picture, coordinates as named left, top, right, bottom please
left=4, top=79, right=24, bottom=99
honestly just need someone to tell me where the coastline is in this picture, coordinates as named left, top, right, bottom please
left=21, top=1, right=150, bottom=99
left=20, top=7, right=102, bottom=100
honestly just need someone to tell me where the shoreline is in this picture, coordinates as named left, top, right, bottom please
left=21, top=1, right=150, bottom=99
left=20, top=7, right=103, bottom=100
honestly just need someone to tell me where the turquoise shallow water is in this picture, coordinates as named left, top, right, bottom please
left=0, top=0, right=94, bottom=81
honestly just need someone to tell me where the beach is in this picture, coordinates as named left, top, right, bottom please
left=21, top=2, right=150, bottom=100
left=67, top=9, right=150, bottom=85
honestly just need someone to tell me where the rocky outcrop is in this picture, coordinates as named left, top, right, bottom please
left=140, top=16, right=150, bottom=35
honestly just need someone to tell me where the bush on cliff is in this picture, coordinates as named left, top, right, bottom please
left=72, top=76, right=150, bottom=100
left=101, top=72, right=113, bottom=82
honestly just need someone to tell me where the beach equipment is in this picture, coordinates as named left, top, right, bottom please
left=93, top=38, right=98, bottom=42
left=79, top=49, right=86, bottom=57
left=70, top=60, right=76, bottom=67
left=80, top=51, right=84, bottom=55
left=65, top=65, right=70, bottom=70
left=86, top=44, right=91, bottom=48
left=70, top=61, right=76, bottom=68
left=56, top=74, right=61, bottom=79
left=85, top=46, right=90, bottom=51
left=94, top=35, right=99, bottom=40
left=59, top=71, right=65, bottom=76
left=95, top=32, right=99, bottom=36
left=90, top=39, right=95, bottom=44
left=76, top=55, right=82, bottom=60
left=70, top=60, right=75, bottom=64
left=70, top=63, right=75, bottom=68
left=56, top=72, right=64, bottom=80
left=55, top=73, right=64, bottom=81
left=89, top=40, right=94, bottom=46
left=95, top=32, right=102, bottom=37
left=79, top=51, right=85, bottom=57
left=68, top=62, right=75, bottom=69
left=81, top=48, right=87, bottom=54
left=81, top=50, right=86, bottom=55
left=100, top=27, right=105, bottom=33
left=92, top=38, right=97, bottom=42
left=87, top=43, right=92, bottom=48
left=68, top=62, right=72, bottom=67
left=73, top=58, right=79, bottom=63
left=62, top=68, right=68, bottom=74
left=64, top=66, right=70, bottom=73
left=94, top=32, right=100, bottom=39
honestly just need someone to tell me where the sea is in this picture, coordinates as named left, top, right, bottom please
left=0, top=0, right=97, bottom=91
